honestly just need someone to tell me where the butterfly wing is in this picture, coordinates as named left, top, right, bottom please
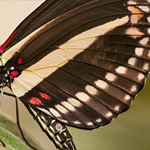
left=5, top=0, right=149, bottom=128
left=1, top=0, right=96, bottom=52
left=2, top=0, right=150, bottom=149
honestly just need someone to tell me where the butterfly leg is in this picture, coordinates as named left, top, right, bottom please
left=0, top=138, right=6, bottom=147
left=3, top=91, right=37, bottom=150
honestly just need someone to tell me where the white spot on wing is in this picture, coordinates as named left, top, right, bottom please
left=73, top=121, right=81, bottom=125
left=85, top=85, right=97, bottom=95
left=137, top=73, right=145, bottom=81
left=96, top=118, right=102, bottom=123
left=135, top=47, right=144, bottom=56
left=138, top=6, right=150, bottom=12
left=131, top=85, right=137, bottom=92
left=61, top=101, right=76, bottom=112
left=87, top=122, right=94, bottom=126
left=94, top=80, right=108, bottom=89
left=115, top=66, right=127, bottom=74
left=67, top=98, right=82, bottom=107
left=37, top=107, right=52, bottom=116
left=49, top=108, right=61, bottom=118
left=106, top=112, right=113, bottom=117
left=127, top=1, right=137, bottom=5
left=148, top=28, right=150, bottom=34
left=114, top=105, right=120, bottom=112
left=139, top=37, right=149, bottom=45
left=128, top=57, right=137, bottom=66
left=143, top=62, right=149, bottom=70
left=75, top=92, right=90, bottom=102
left=105, top=73, right=117, bottom=82
left=124, top=95, right=131, bottom=101
left=147, top=16, right=150, bottom=23
left=55, top=104, right=68, bottom=114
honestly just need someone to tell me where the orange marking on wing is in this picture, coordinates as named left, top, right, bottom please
left=128, top=6, right=141, bottom=14
left=128, top=6, right=143, bottom=24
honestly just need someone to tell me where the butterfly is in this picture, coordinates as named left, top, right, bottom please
left=0, top=0, right=150, bottom=149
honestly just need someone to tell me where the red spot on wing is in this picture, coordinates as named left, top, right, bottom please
left=11, top=71, right=18, bottom=77
left=29, top=97, right=42, bottom=105
left=18, top=58, right=22, bottom=64
left=39, top=92, right=51, bottom=100
left=10, top=76, right=14, bottom=80
left=0, top=29, right=17, bottom=52
left=7, top=83, right=10, bottom=88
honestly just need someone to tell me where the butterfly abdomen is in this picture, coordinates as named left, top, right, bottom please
left=25, top=104, right=76, bottom=150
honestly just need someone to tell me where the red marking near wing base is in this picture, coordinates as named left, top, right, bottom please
left=10, top=75, right=14, bottom=80
left=0, top=29, right=17, bottom=53
left=7, top=83, right=10, bottom=88
left=29, top=97, right=43, bottom=105
left=39, top=92, right=51, bottom=100
left=18, top=58, right=22, bottom=64
left=11, top=71, right=18, bottom=77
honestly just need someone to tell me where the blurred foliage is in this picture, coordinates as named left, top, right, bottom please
left=0, top=113, right=30, bottom=150
left=0, top=113, right=43, bottom=150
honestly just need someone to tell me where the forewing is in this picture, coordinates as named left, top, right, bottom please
left=1, top=0, right=95, bottom=52
left=5, top=0, right=150, bottom=129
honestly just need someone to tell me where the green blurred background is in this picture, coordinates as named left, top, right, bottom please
left=0, top=1, right=150, bottom=150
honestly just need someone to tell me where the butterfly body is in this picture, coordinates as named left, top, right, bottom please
left=0, top=0, right=150, bottom=149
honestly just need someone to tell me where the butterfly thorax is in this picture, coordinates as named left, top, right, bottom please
left=0, top=64, right=21, bottom=87
left=0, top=65, right=7, bottom=86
